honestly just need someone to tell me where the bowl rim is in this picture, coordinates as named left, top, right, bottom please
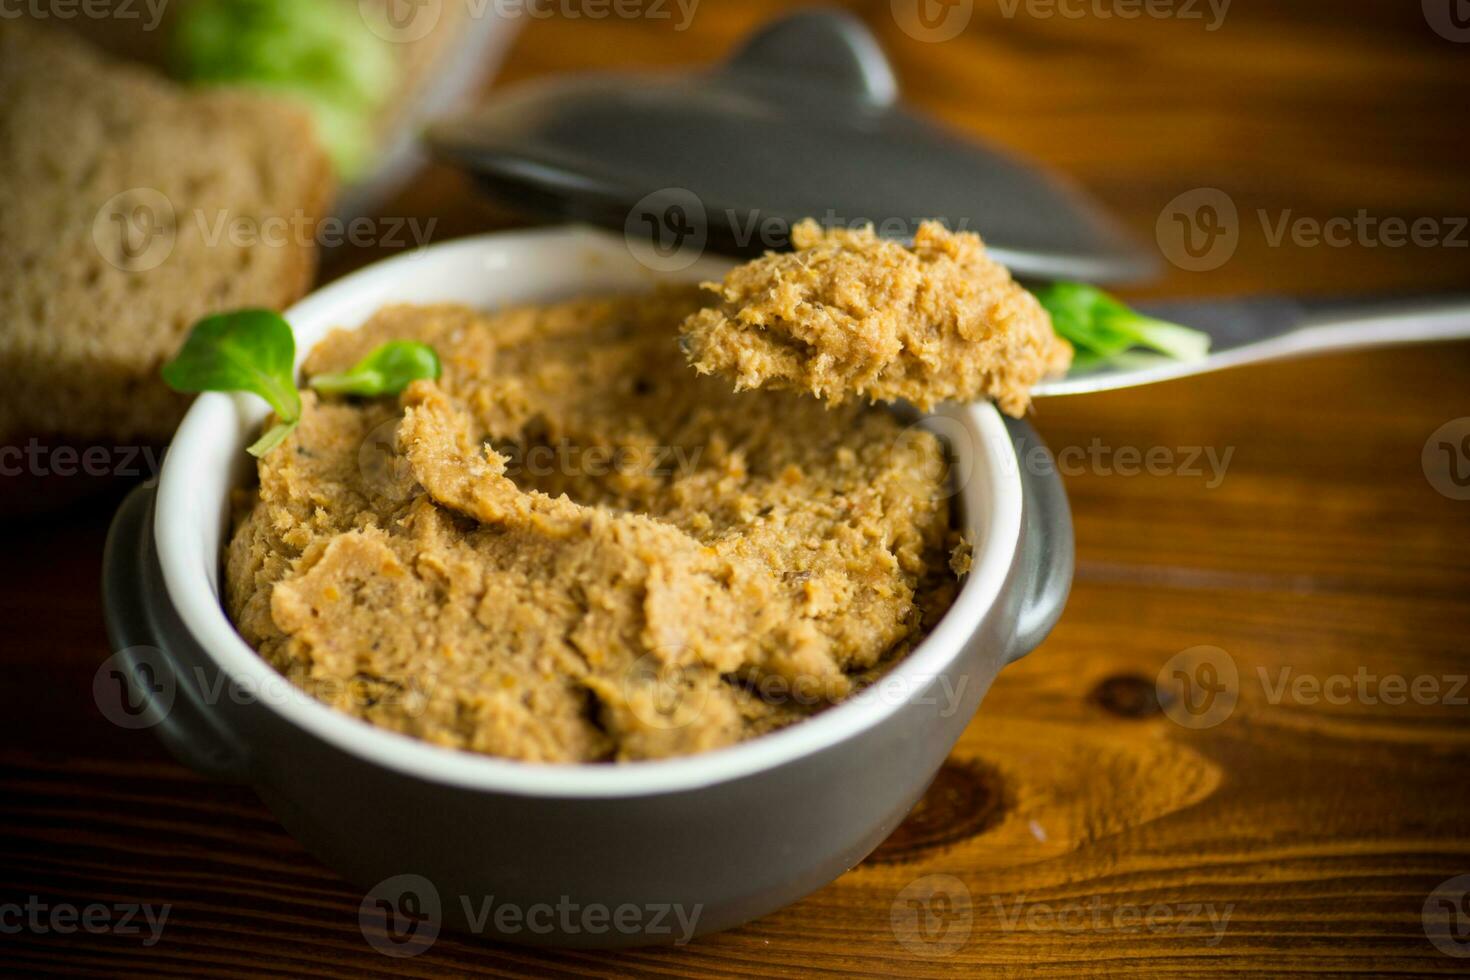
left=153, top=225, right=1025, bottom=799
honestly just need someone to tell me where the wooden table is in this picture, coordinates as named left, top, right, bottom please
left=4, top=1, right=1469, bottom=975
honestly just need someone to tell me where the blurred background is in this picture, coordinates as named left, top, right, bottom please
left=371, top=0, right=1470, bottom=292
left=4, top=1, right=1469, bottom=975
left=30, top=0, right=1470, bottom=290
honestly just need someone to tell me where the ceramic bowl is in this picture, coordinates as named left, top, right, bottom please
left=101, top=226, right=1072, bottom=949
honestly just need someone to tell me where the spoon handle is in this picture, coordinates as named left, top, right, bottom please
left=1294, top=293, right=1470, bottom=351
left=1034, top=293, right=1470, bottom=397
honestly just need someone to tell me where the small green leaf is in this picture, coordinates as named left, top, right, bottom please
left=308, top=340, right=441, bottom=398
left=1035, top=282, right=1211, bottom=367
left=248, top=420, right=298, bottom=458
left=162, top=309, right=301, bottom=423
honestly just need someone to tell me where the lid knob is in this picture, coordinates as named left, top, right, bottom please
left=723, top=11, right=899, bottom=106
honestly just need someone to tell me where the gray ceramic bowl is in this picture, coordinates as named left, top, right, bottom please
left=101, top=227, right=1073, bottom=949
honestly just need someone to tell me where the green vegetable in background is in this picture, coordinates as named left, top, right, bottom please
left=308, top=340, right=442, bottom=397
left=1035, top=282, right=1211, bottom=369
left=162, top=310, right=440, bottom=457
left=168, top=0, right=397, bottom=178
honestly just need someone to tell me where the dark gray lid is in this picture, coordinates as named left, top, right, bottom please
left=428, top=11, right=1154, bottom=282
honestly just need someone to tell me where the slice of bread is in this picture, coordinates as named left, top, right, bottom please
left=0, top=20, right=334, bottom=442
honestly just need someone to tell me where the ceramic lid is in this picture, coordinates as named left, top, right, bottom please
left=428, top=11, right=1154, bottom=282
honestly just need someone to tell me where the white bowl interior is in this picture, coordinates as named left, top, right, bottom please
left=154, top=226, right=1024, bottom=797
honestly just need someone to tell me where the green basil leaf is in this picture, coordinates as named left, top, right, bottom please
left=1035, top=282, right=1211, bottom=366
left=247, top=420, right=299, bottom=458
left=161, top=309, right=301, bottom=424
left=308, top=340, right=442, bottom=398
left=1034, top=283, right=1136, bottom=359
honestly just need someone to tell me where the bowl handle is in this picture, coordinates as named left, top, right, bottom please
left=102, top=484, right=252, bottom=783
left=1003, top=417, right=1076, bottom=662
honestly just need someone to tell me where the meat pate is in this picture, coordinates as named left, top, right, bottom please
left=680, top=220, right=1072, bottom=414
left=225, top=289, right=965, bottom=763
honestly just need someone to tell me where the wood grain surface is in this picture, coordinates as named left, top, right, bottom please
left=4, top=1, right=1470, bottom=975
